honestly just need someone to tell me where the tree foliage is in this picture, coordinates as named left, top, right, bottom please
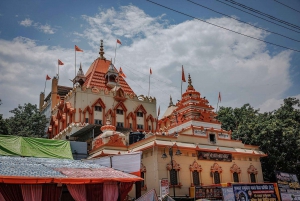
left=0, top=99, right=9, bottom=135
left=6, top=103, right=48, bottom=138
left=217, top=98, right=300, bottom=181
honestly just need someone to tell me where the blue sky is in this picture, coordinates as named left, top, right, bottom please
left=0, top=0, right=300, bottom=118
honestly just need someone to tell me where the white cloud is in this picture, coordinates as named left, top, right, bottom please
left=259, top=94, right=300, bottom=112
left=19, top=18, right=55, bottom=34
left=20, top=18, right=33, bottom=27
left=37, top=24, right=55, bottom=34
left=0, top=5, right=295, bottom=118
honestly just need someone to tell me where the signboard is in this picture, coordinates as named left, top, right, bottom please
left=275, top=171, right=300, bottom=190
left=195, top=186, right=223, bottom=200
left=232, top=183, right=279, bottom=201
left=160, top=178, right=169, bottom=198
left=218, top=133, right=230, bottom=139
left=197, top=151, right=232, bottom=162
left=194, top=130, right=206, bottom=137
left=222, top=187, right=235, bottom=201
left=275, top=171, right=300, bottom=200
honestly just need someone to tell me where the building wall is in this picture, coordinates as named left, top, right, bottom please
left=140, top=148, right=264, bottom=197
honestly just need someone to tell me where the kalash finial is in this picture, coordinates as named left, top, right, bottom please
left=99, top=39, right=106, bottom=60
left=188, top=73, right=193, bottom=88
left=169, top=95, right=174, bottom=107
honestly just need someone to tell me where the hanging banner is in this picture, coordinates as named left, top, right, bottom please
left=160, top=178, right=169, bottom=198
left=232, top=183, right=279, bottom=201
left=222, top=187, right=235, bottom=201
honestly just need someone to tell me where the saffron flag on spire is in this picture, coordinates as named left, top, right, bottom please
left=75, top=45, right=83, bottom=52
left=218, top=92, right=221, bottom=102
left=117, top=39, right=122, bottom=45
left=182, top=65, right=186, bottom=82
left=150, top=67, right=152, bottom=75
left=119, top=67, right=126, bottom=78
left=46, top=75, right=51, bottom=80
left=58, top=59, right=64, bottom=65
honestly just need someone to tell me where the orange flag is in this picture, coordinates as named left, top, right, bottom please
left=46, top=74, right=51, bottom=80
left=75, top=45, right=83, bottom=52
left=119, top=67, right=126, bottom=78
left=182, top=65, right=186, bottom=82
left=58, top=59, right=64, bottom=65
left=117, top=39, right=122, bottom=45
left=218, top=92, right=221, bottom=102
left=150, top=67, right=152, bottom=75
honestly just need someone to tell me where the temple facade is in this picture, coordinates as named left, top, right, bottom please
left=40, top=40, right=266, bottom=198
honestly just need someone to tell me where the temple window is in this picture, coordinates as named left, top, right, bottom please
left=167, top=160, right=181, bottom=187
left=148, top=125, right=151, bottom=130
left=209, top=134, right=216, bottom=144
left=94, top=119, right=102, bottom=125
left=189, top=161, right=202, bottom=186
left=116, top=109, right=123, bottom=115
left=129, top=123, right=132, bottom=128
left=230, top=164, right=241, bottom=183
left=137, top=124, right=143, bottom=129
left=247, top=165, right=258, bottom=183
left=117, top=122, right=124, bottom=128
left=137, top=112, right=143, bottom=117
left=85, top=118, right=89, bottom=123
left=141, top=163, right=147, bottom=191
left=211, top=163, right=222, bottom=184
left=95, top=106, right=102, bottom=112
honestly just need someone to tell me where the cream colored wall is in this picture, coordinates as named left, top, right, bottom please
left=63, top=87, right=156, bottom=126
left=139, top=148, right=264, bottom=197
left=116, top=113, right=124, bottom=123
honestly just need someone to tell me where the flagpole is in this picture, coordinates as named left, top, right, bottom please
left=74, top=48, right=76, bottom=77
left=58, top=62, right=59, bottom=79
left=148, top=74, right=150, bottom=97
left=216, top=99, right=219, bottom=113
left=44, top=80, right=47, bottom=95
left=181, top=79, right=182, bottom=97
left=114, top=41, right=117, bottom=64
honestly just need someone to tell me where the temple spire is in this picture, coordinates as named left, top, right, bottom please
left=188, top=73, right=193, bottom=89
left=99, top=40, right=106, bottom=60
left=169, top=95, right=174, bottom=107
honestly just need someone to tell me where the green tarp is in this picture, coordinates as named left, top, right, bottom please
left=0, top=135, right=73, bottom=159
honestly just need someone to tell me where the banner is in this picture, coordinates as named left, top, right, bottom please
left=160, top=178, right=169, bottom=198
left=222, top=187, right=235, bottom=201
left=136, top=189, right=158, bottom=201
left=275, top=171, right=300, bottom=201
left=195, top=186, right=223, bottom=200
left=232, top=183, right=279, bottom=201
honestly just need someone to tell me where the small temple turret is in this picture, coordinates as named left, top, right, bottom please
left=73, top=63, right=86, bottom=86
left=105, top=59, right=119, bottom=88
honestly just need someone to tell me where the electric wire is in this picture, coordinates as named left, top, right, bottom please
left=215, top=0, right=300, bottom=34
left=187, top=0, right=300, bottom=43
left=145, top=0, right=300, bottom=53
left=223, top=0, right=300, bottom=30
left=274, top=0, right=300, bottom=14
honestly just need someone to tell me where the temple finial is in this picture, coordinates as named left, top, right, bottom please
left=188, top=73, right=193, bottom=88
left=99, top=40, right=106, bottom=60
left=169, top=95, right=174, bottom=107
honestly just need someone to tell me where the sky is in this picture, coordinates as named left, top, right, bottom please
left=0, top=0, right=300, bottom=118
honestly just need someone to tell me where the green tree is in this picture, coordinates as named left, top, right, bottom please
left=6, top=103, right=48, bottom=138
left=0, top=99, right=9, bottom=134
left=217, top=98, right=300, bottom=181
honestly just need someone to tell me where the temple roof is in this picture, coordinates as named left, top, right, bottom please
left=82, top=41, right=135, bottom=94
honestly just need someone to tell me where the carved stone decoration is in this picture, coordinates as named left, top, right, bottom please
left=230, top=164, right=241, bottom=173
left=106, top=134, right=126, bottom=146
left=94, top=138, right=104, bottom=149
left=211, top=163, right=222, bottom=173
left=167, top=160, right=181, bottom=171
left=247, top=165, right=258, bottom=174
left=189, top=160, right=203, bottom=172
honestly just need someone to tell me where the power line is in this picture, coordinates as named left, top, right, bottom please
left=215, top=0, right=300, bottom=34
left=274, top=0, right=300, bottom=14
left=187, top=0, right=300, bottom=43
left=223, top=0, right=300, bottom=30
left=145, top=0, right=300, bottom=53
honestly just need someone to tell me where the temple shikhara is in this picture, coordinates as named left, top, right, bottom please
left=39, top=40, right=267, bottom=198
